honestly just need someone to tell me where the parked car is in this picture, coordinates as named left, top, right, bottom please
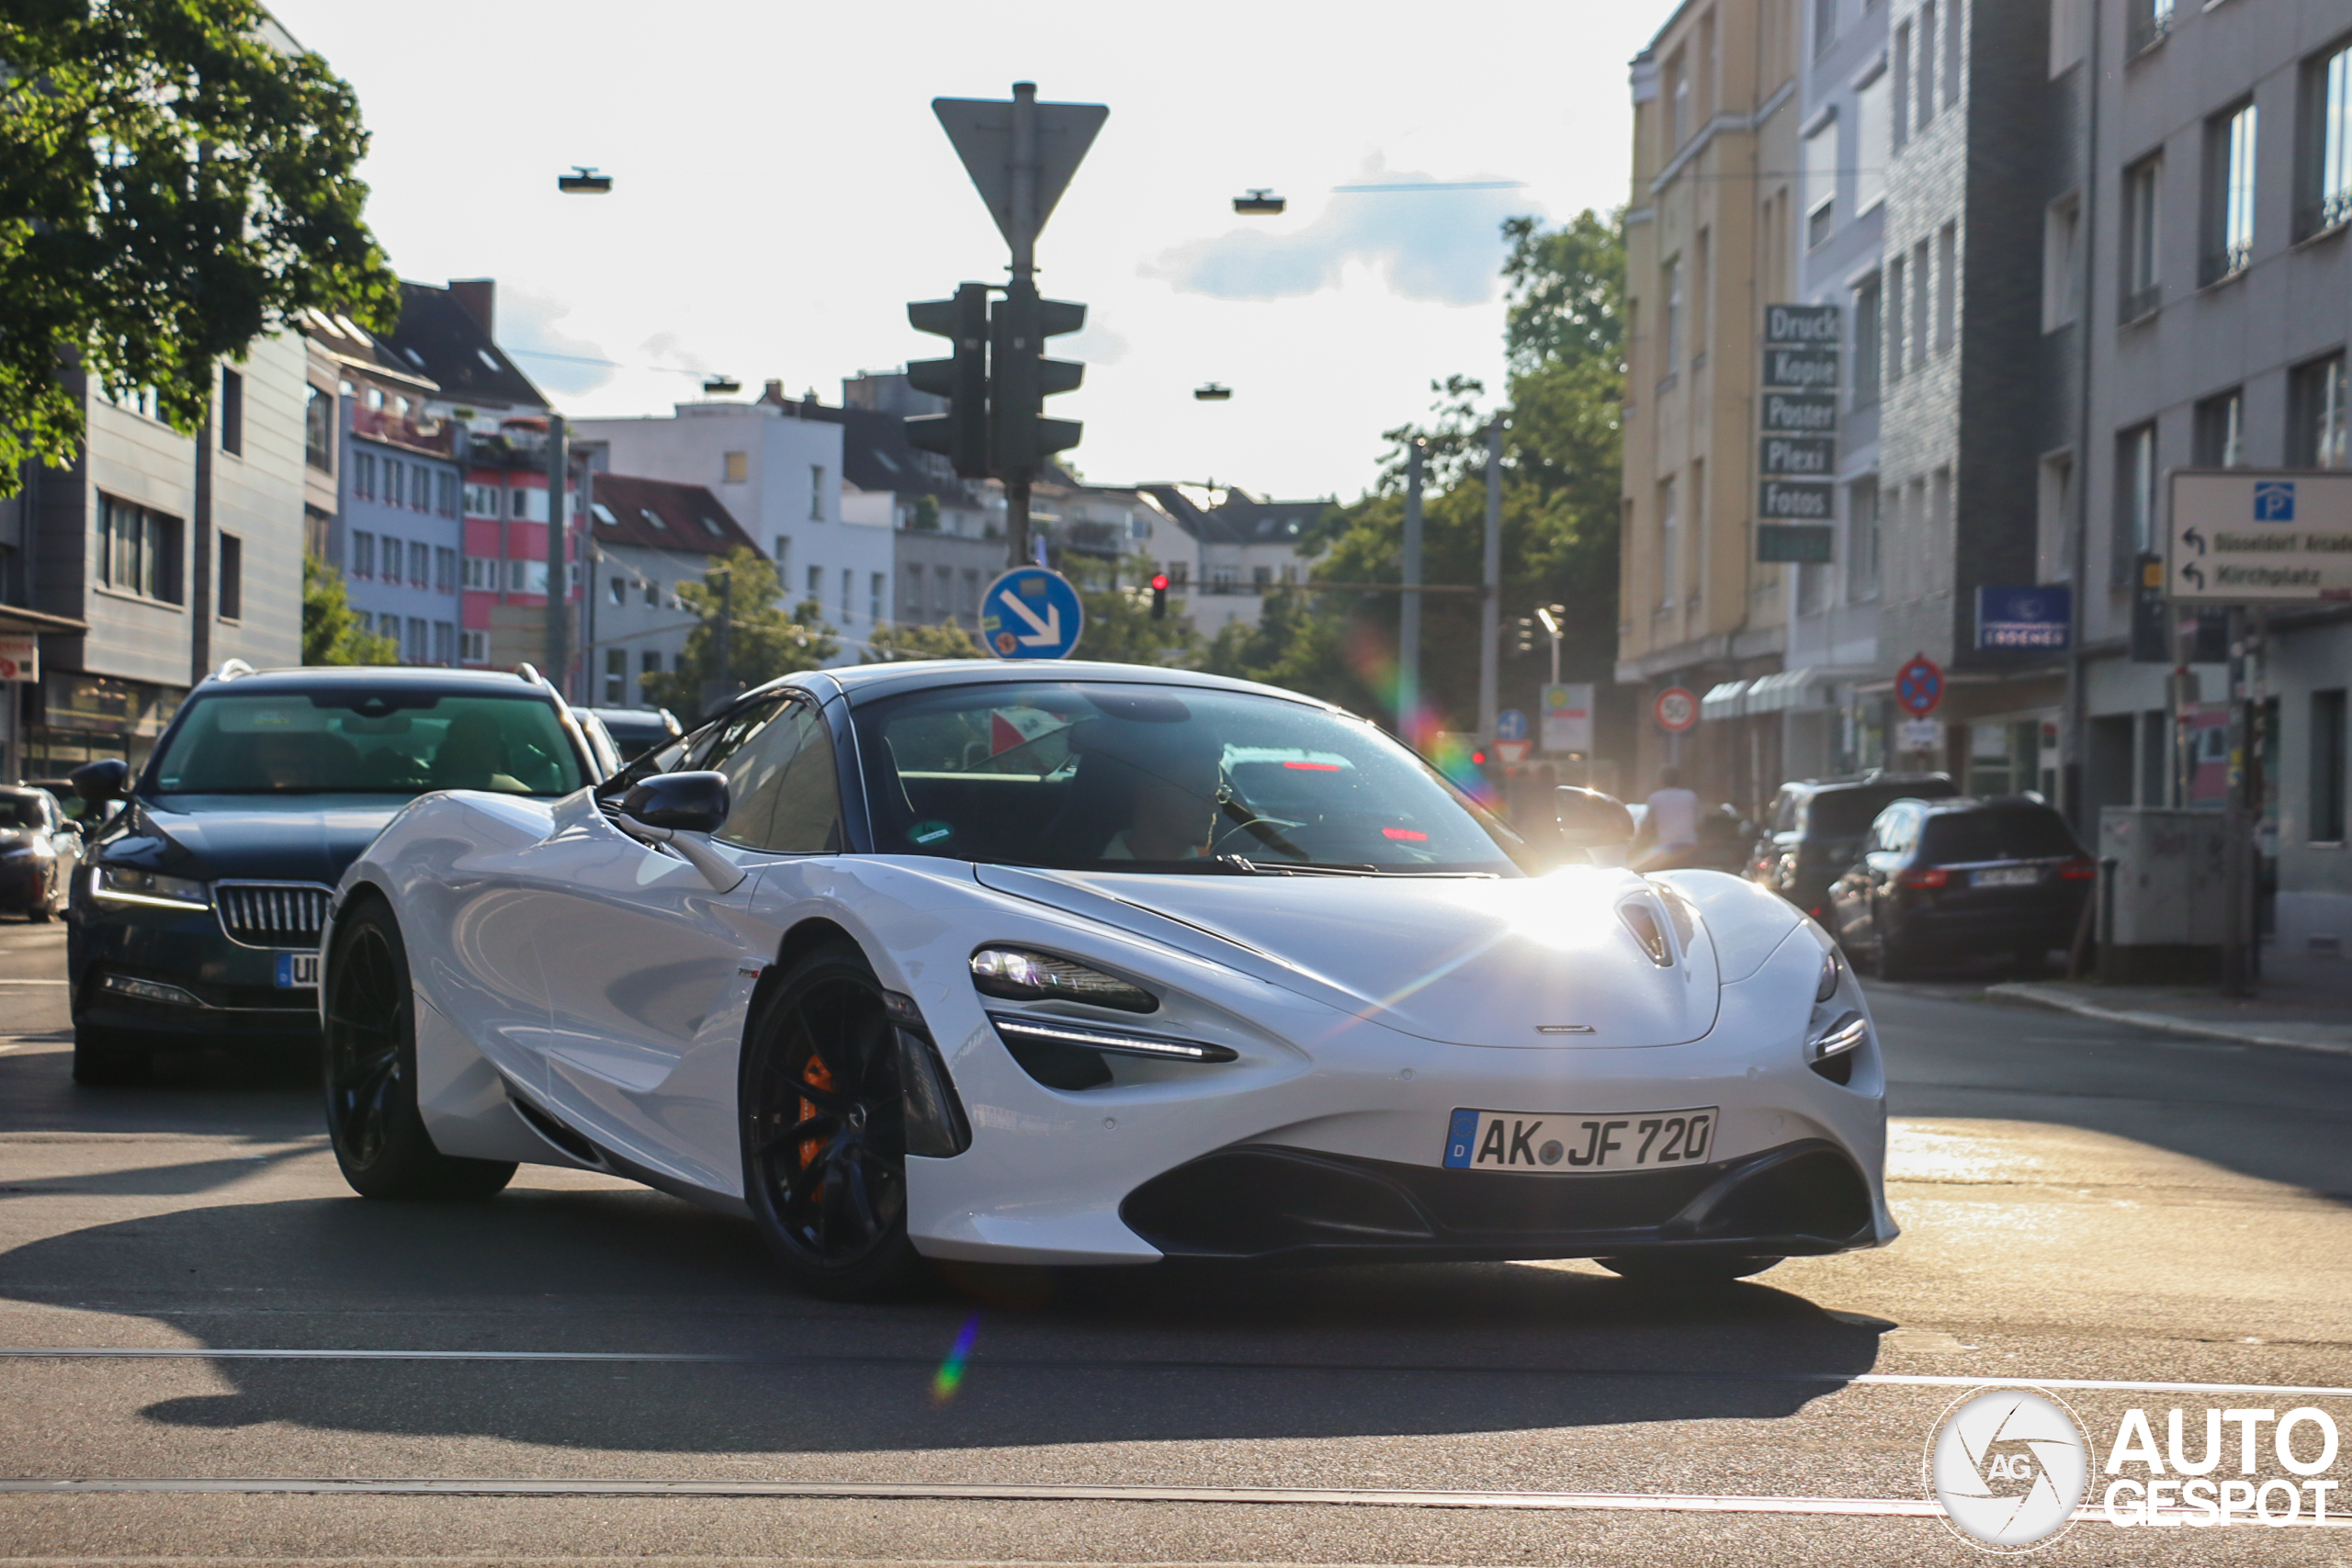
left=1748, top=773, right=1962, bottom=920
left=582, top=705, right=684, bottom=763
left=0, top=785, right=84, bottom=921
left=64, top=663, right=606, bottom=1085
left=318, top=660, right=1894, bottom=1299
left=1826, top=795, right=2096, bottom=978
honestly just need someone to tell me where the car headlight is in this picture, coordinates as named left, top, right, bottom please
left=91, top=865, right=211, bottom=909
left=969, top=947, right=1157, bottom=1013
left=1808, top=1010, right=1869, bottom=1062
left=1804, top=941, right=1871, bottom=1084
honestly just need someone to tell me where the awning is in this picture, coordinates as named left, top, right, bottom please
left=1746, top=668, right=1825, bottom=713
left=1701, top=680, right=1749, bottom=722
left=0, top=605, right=86, bottom=636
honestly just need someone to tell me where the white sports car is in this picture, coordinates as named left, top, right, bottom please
left=322, top=661, right=1895, bottom=1297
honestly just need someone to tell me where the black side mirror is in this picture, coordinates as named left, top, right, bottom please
left=619, top=771, right=729, bottom=834
left=69, top=759, right=130, bottom=809
left=1555, top=785, right=1635, bottom=850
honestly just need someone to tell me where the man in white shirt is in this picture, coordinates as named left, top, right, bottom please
left=1633, top=766, right=1701, bottom=872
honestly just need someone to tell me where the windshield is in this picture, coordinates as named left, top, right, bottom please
left=0, top=794, right=46, bottom=829
left=854, top=681, right=1530, bottom=874
left=151, top=692, right=586, bottom=798
left=1806, top=782, right=1953, bottom=837
left=1918, top=807, right=2081, bottom=863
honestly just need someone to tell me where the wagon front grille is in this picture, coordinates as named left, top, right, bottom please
left=214, top=882, right=333, bottom=950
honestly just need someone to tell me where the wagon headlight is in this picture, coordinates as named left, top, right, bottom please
left=969, top=947, right=1157, bottom=1013
left=91, top=865, right=210, bottom=909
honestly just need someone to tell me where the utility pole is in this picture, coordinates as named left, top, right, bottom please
left=1002, top=82, right=1038, bottom=565
left=1477, top=418, right=1503, bottom=745
left=545, top=414, right=569, bottom=693
left=2221, top=606, right=2261, bottom=996
left=1398, top=441, right=1425, bottom=738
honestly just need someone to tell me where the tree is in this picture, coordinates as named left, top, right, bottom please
left=301, top=554, right=395, bottom=666
left=864, top=618, right=983, bottom=661
left=1, top=0, right=397, bottom=494
left=641, top=549, right=836, bottom=716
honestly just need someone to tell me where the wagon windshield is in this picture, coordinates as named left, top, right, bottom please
left=150, top=692, right=587, bottom=798
left=854, top=682, right=1532, bottom=874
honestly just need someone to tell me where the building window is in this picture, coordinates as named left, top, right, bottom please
left=2290, top=352, right=2349, bottom=468
left=437, top=473, right=458, bottom=516
left=435, top=546, right=458, bottom=592
left=870, top=571, right=885, bottom=624
left=2038, top=452, right=2075, bottom=581
left=2203, top=102, right=2258, bottom=287
left=405, top=616, right=427, bottom=664
left=2117, top=423, right=2159, bottom=560
left=2050, top=0, right=2088, bottom=75
left=1934, top=223, right=1958, bottom=350
left=304, top=385, right=334, bottom=472
left=1910, top=240, right=1930, bottom=367
left=219, top=368, right=243, bottom=456
left=1660, top=254, right=1683, bottom=378
left=841, top=568, right=853, bottom=620
left=1917, top=1, right=1938, bottom=130
left=609, top=575, right=626, bottom=606
left=2122, top=156, right=2163, bottom=320
left=463, top=555, right=494, bottom=591
left=385, top=458, right=403, bottom=509
left=409, top=541, right=430, bottom=587
left=644, top=578, right=660, bottom=606
left=2314, top=691, right=2348, bottom=841
left=2304, top=40, right=2352, bottom=239
left=351, top=531, right=375, bottom=580
left=1657, top=476, right=1679, bottom=609
left=605, top=648, right=627, bottom=705
left=806, top=564, right=822, bottom=602
left=1886, top=253, right=1907, bottom=379
left=511, top=487, right=528, bottom=519
left=433, top=621, right=455, bottom=666
left=1848, top=478, right=1882, bottom=601
left=1856, top=71, right=1889, bottom=214
left=1893, top=21, right=1912, bottom=149
left=459, top=627, right=489, bottom=665
left=642, top=649, right=662, bottom=684
left=1691, top=227, right=1710, bottom=356
left=2193, top=389, right=2245, bottom=467
left=1852, top=275, right=1883, bottom=407
left=1815, top=0, right=1838, bottom=57
left=810, top=465, right=826, bottom=520
left=1944, top=0, right=1963, bottom=104
left=1803, top=119, right=1837, bottom=247
left=465, top=483, right=500, bottom=516
left=354, top=449, right=376, bottom=501
left=2042, top=194, right=2081, bottom=331
left=97, top=495, right=184, bottom=604
left=2129, top=0, right=2174, bottom=56
left=723, top=450, right=748, bottom=484
left=217, top=533, right=242, bottom=621
left=1667, top=48, right=1690, bottom=147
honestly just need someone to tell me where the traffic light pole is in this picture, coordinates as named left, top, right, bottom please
left=1477, top=418, right=1502, bottom=747
left=546, top=414, right=568, bottom=694
left=1003, top=83, right=1038, bottom=568
left=1398, top=441, right=1424, bottom=738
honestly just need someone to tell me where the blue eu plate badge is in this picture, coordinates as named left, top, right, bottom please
left=1442, top=1109, right=1481, bottom=1168
left=276, top=953, right=320, bottom=989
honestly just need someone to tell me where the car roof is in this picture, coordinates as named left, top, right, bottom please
left=1917, top=794, right=2060, bottom=815
left=1791, top=773, right=1953, bottom=796
left=192, top=666, right=563, bottom=698
left=757, top=659, right=1344, bottom=713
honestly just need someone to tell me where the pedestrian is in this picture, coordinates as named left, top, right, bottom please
left=1631, top=765, right=1701, bottom=872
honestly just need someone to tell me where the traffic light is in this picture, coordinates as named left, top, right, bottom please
left=1150, top=572, right=1169, bottom=619
left=989, top=280, right=1086, bottom=475
left=906, top=284, right=990, bottom=478
left=1510, top=615, right=1537, bottom=655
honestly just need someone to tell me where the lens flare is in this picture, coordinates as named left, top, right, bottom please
left=931, top=1312, right=980, bottom=1404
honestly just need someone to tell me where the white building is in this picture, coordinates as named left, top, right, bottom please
left=573, top=399, right=892, bottom=662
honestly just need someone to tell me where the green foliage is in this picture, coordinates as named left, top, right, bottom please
left=640, top=549, right=838, bottom=716
left=864, top=618, right=984, bottom=661
left=1215, top=210, right=1625, bottom=729
left=0, top=0, right=398, bottom=494
left=1064, top=554, right=1202, bottom=667
left=300, top=554, right=396, bottom=666
left=908, top=495, right=941, bottom=532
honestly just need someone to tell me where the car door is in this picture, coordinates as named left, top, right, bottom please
left=530, top=694, right=843, bottom=1193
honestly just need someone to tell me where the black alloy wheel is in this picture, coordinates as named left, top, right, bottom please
left=322, top=898, right=515, bottom=1200
left=741, top=942, right=921, bottom=1300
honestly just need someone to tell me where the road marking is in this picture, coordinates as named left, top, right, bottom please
left=0, top=1347, right=2345, bottom=1398
left=0, top=1476, right=2343, bottom=1526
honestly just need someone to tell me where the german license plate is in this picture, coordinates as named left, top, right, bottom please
left=1442, top=1106, right=1719, bottom=1172
left=275, top=953, right=320, bottom=989
left=1972, top=866, right=2040, bottom=887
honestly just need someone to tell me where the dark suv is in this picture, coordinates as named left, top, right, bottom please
left=1826, top=795, right=2096, bottom=977
left=66, top=664, right=608, bottom=1084
left=1748, top=773, right=1961, bottom=920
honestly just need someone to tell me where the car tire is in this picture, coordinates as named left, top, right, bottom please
left=323, top=897, right=515, bottom=1201
left=1598, top=1253, right=1781, bottom=1288
left=741, top=941, right=923, bottom=1302
left=71, top=1025, right=149, bottom=1086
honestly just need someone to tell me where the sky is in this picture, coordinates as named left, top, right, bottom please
left=270, top=0, right=1682, bottom=503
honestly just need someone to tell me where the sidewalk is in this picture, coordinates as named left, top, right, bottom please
left=1986, top=943, right=2352, bottom=1055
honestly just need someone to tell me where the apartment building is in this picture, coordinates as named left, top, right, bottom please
left=1617, top=0, right=1804, bottom=805
left=582, top=474, right=763, bottom=708
left=1136, top=484, right=1327, bottom=640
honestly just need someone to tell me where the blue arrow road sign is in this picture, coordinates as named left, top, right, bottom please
left=978, top=567, right=1084, bottom=660
left=1496, top=709, right=1528, bottom=742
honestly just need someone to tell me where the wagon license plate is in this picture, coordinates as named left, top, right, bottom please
left=1442, top=1106, right=1718, bottom=1173
left=275, top=953, right=319, bottom=989
left=1972, top=866, right=2040, bottom=887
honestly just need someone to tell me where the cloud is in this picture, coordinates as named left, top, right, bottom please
left=1064, top=320, right=1130, bottom=367
left=1142, top=160, right=1535, bottom=306
left=498, top=287, right=616, bottom=398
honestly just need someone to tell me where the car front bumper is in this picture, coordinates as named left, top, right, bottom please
left=68, top=895, right=320, bottom=1042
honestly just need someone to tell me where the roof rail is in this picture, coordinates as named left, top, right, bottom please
left=213, top=659, right=255, bottom=682
left=514, top=662, right=547, bottom=687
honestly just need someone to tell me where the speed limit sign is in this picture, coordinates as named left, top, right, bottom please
left=1653, top=685, right=1699, bottom=733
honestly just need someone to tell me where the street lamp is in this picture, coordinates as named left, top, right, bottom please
left=702, top=375, right=741, bottom=396
left=558, top=166, right=613, bottom=194
left=1193, top=383, right=1232, bottom=401
left=1534, top=603, right=1566, bottom=686
left=1233, top=188, right=1285, bottom=214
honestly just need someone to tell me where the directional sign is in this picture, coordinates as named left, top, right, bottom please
left=1542, top=682, right=1594, bottom=754
left=978, top=567, right=1084, bottom=659
left=1496, top=708, right=1529, bottom=743
left=1654, top=686, right=1699, bottom=734
left=2167, top=469, right=2352, bottom=604
left=933, top=90, right=1108, bottom=251
left=1894, top=653, right=1944, bottom=717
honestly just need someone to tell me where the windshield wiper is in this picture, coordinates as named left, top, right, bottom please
left=1216, top=855, right=1498, bottom=879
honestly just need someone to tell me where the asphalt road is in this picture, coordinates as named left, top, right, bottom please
left=1, top=913, right=2348, bottom=1565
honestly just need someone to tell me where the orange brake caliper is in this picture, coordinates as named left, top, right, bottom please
left=798, top=1055, right=835, bottom=1179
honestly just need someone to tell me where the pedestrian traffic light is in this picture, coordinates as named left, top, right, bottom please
left=989, top=280, right=1086, bottom=475
left=1150, top=572, right=1169, bottom=619
left=906, top=284, right=990, bottom=479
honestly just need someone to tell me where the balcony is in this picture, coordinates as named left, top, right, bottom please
left=350, top=405, right=454, bottom=455
left=2119, top=283, right=2162, bottom=324
left=2295, top=191, right=2352, bottom=244
left=2197, top=243, right=2251, bottom=289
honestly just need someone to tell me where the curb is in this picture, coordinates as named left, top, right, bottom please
left=1984, top=982, right=2352, bottom=1057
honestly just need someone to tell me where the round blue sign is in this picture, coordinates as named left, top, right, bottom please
left=1496, top=708, right=1529, bottom=742
left=977, top=567, right=1085, bottom=660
